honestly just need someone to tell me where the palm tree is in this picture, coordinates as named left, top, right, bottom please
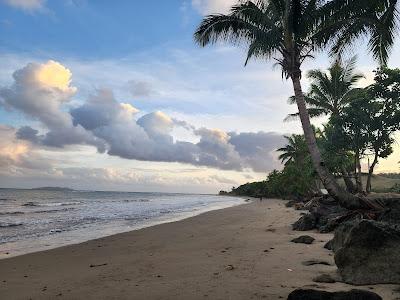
left=277, top=134, right=308, bottom=166
left=285, top=57, right=365, bottom=192
left=285, top=57, right=364, bottom=120
left=194, top=0, right=398, bottom=209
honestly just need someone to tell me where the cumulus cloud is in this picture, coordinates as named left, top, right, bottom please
left=192, top=0, right=237, bottom=15
left=74, top=95, right=284, bottom=171
left=194, top=128, right=242, bottom=170
left=0, top=125, right=53, bottom=173
left=2, top=0, right=45, bottom=12
left=229, top=131, right=285, bottom=172
left=71, top=89, right=139, bottom=130
left=0, top=60, right=76, bottom=128
left=137, top=111, right=174, bottom=140
left=1, top=61, right=106, bottom=150
left=0, top=125, right=29, bottom=167
left=2, top=61, right=285, bottom=173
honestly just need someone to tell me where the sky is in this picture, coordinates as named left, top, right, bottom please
left=0, top=0, right=399, bottom=193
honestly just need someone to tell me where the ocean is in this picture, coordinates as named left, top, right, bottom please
left=0, top=188, right=244, bottom=258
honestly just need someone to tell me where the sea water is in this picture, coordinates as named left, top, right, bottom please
left=0, top=189, right=244, bottom=258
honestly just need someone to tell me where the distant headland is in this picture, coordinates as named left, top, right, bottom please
left=30, top=187, right=75, bottom=192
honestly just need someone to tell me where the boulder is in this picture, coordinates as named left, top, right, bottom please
left=334, top=220, right=400, bottom=285
left=291, top=235, right=315, bottom=244
left=287, top=289, right=382, bottom=300
left=292, top=214, right=316, bottom=231
left=330, top=221, right=355, bottom=252
left=376, top=197, right=400, bottom=224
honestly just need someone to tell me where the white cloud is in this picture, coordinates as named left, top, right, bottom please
left=1, top=61, right=106, bottom=151
left=0, top=125, right=55, bottom=174
left=192, top=0, right=237, bottom=15
left=0, top=60, right=76, bottom=128
left=3, top=0, right=45, bottom=12
left=1, top=60, right=285, bottom=173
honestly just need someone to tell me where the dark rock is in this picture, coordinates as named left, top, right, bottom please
left=291, top=196, right=353, bottom=233
left=334, top=220, right=400, bottom=285
left=330, top=221, right=355, bottom=252
left=287, top=289, right=382, bottom=300
left=376, top=198, right=400, bottom=224
left=291, top=235, right=315, bottom=244
left=324, top=240, right=333, bottom=250
left=286, top=200, right=297, bottom=208
left=311, top=203, right=349, bottom=233
left=292, top=214, right=316, bottom=231
left=318, top=196, right=337, bottom=205
left=312, top=274, right=336, bottom=283
left=302, top=259, right=332, bottom=266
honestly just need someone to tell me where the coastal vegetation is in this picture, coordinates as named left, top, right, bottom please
left=222, top=173, right=400, bottom=199
left=221, top=62, right=400, bottom=199
left=194, top=0, right=399, bottom=209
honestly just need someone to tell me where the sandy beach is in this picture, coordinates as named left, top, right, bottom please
left=0, top=199, right=398, bottom=300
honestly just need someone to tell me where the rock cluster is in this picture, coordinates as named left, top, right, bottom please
left=291, top=196, right=350, bottom=233
left=290, top=193, right=400, bottom=286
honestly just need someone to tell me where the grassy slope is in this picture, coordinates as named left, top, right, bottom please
left=338, top=174, right=400, bottom=192
left=369, top=174, right=400, bottom=192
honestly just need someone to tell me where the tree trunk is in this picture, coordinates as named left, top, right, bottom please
left=290, top=74, right=362, bottom=209
left=355, top=148, right=363, bottom=193
left=340, top=166, right=356, bottom=193
left=366, top=153, right=379, bottom=194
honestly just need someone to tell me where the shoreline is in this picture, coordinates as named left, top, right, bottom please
left=0, top=199, right=397, bottom=299
left=0, top=195, right=246, bottom=259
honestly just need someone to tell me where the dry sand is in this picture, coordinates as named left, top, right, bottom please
left=0, top=199, right=398, bottom=300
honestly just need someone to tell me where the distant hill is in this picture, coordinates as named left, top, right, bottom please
left=31, top=187, right=74, bottom=192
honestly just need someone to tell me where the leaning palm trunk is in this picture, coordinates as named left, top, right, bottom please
left=291, top=74, right=362, bottom=209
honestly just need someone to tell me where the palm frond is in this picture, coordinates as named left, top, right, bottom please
left=284, top=107, right=326, bottom=121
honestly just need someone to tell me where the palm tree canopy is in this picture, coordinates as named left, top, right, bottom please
left=286, top=56, right=365, bottom=120
left=319, top=0, right=399, bottom=65
left=195, top=0, right=323, bottom=77
left=277, top=134, right=308, bottom=165
left=194, top=0, right=399, bottom=77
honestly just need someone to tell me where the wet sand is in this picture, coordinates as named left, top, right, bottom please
left=0, top=199, right=398, bottom=299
